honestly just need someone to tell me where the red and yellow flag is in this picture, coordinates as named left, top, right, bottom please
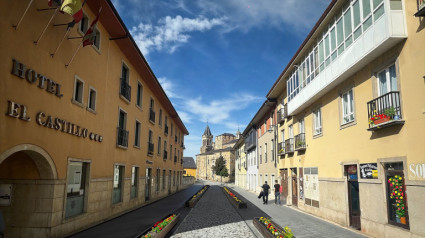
left=61, top=0, right=83, bottom=23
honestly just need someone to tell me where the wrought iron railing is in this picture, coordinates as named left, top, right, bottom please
left=120, top=78, right=131, bottom=101
left=147, top=142, right=154, bottom=155
left=116, top=127, right=129, bottom=147
left=277, top=142, right=285, bottom=155
left=277, top=105, right=287, bottom=123
left=367, top=91, right=402, bottom=129
left=294, top=133, right=306, bottom=150
left=285, top=138, right=294, bottom=154
left=149, top=108, right=155, bottom=123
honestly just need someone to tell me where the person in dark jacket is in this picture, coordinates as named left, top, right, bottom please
left=274, top=180, right=281, bottom=205
left=262, top=181, right=270, bottom=204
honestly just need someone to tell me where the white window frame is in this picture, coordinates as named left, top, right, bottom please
left=87, top=86, right=97, bottom=112
left=313, top=108, right=323, bottom=136
left=341, top=89, right=355, bottom=124
left=377, top=63, right=398, bottom=96
left=78, top=11, right=89, bottom=35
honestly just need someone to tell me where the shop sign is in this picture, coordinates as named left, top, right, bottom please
left=409, top=163, right=425, bottom=179
left=6, top=100, right=103, bottom=142
left=0, top=184, right=12, bottom=206
left=360, top=163, right=378, bottom=179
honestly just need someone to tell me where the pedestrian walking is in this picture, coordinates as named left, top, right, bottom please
left=261, top=181, right=270, bottom=204
left=274, top=180, right=281, bottom=205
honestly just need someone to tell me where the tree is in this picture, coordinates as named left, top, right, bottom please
left=212, top=156, right=229, bottom=184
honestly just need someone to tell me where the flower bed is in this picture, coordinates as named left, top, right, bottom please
left=253, top=217, right=294, bottom=238
left=186, top=185, right=209, bottom=208
left=222, top=186, right=247, bottom=209
left=139, top=214, right=179, bottom=238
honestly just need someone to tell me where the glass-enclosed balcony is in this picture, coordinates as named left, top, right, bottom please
left=287, top=0, right=407, bottom=115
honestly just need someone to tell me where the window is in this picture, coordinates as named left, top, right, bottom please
left=149, top=98, right=155, bottom=123
left=169, top=145, right=172, bottom=160
left=162, top=169, right=166, bottom=190
left=265, top=143, right=268, bottom=163
left=73, top=76, right=84, bottom=104
left=377, top=64, right=398, bottom=96
left=93, top=27, right=101, bottom=50
left=134, top=120, right=141, bottom=147
left=157, top=137, right=162, bottom=155
left=288, top=124, right=293, bottom=139
left=78, top=12, right=89, bottom=34
left=120, top=63, right=131, bottom=101
left=156, top=169, right=160, bottom=192
left=65, top=161, right=89, bottom=218
left=259, top=146, right=262, bottom=164
left=341, top=89, right=355, bottom=124
left=313, top=108, right=322, bottom=136
left=159, top=109, right=162, bottom=126
left=136, top=82, right=143, bottom=108
left=171, top=124, right=173, bottom=136
left=87, top=87, right=96, bottom=111
left=164, top=140, right=167, bottom=159
left=117, top=109, right=128, bottom=147
left=130, top=167, right=138, bottom=199
left=299, top=118, right=305, bottom=134
left=112, top=165, right=124, bottom=204
left=148, top=130, right=154, bottom=155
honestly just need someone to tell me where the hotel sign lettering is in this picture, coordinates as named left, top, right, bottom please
left=6, top=101, right=103, bottom=143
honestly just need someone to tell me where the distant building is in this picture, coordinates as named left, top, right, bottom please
left=183, top=157, right=197, bottom=177
left=196, top=124, right=236, bottom=182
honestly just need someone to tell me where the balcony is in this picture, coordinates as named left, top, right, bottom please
left=285, top=138, right=294, bottom=154
left=164, top=125, right=169, bottom=135
left=294, top=133, right=306, bottom=151
left=120, top=78, right=131, bottom=101
left=149, top=109, right=155, bottom=123
left=415, top=0, right=425, bottom=17
left=277, top=105, right=287, bottom=123
left=287, top=1, right=407, bottom=116
left=367, top=91, right=404, bottom=131
left=116, top=127, right=129, bottom=147
left=147, top=142, right=154, bottom=156
left=163, top=150, right=168, bottom=160
left=181, top=142, right=185, bottom=149
left=277, top=142, right=285, bottom=155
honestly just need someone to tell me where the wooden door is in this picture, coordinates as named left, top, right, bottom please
left=291, top=168, right=298, bottom=206
left=280, top=169, right=288, bottom=204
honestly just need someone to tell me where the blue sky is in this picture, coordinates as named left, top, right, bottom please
left=111, top=0, right=330, bottom=160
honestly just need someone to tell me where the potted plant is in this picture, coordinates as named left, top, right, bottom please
left=253, top=217, right=294, bottom=238
left=279, top=148, right=284, bottom=154
left=296, top=140, right=305, bottom=148
left=139, top=214, right=179, bottom=238
left=223, top=186, right=247, bottom=209
left=369, top=110, right=390, bottom=126
left=384, top=107, right=396, bottom=119
left=186, top=185, right=209, bottom=208
left=388, top=175, right=407, bottom=225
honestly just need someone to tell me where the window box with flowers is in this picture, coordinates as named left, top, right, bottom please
left=387, top=175, right=409, bottom=228
left=185, top=185, right=209, bottom=208
left=139, top=214, right=179, bottom=238
left=222, top=186, right=247, bottom=209
left=253, top=217, right=294, bottom=238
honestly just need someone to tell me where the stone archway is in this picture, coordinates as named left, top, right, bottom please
left=0, top=144, right=57, bottom=179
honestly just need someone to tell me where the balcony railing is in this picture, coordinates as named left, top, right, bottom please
left=367, top=91, right=403, bottom=131
left=285, top=138, right=294, bottom=154
left=163, top=150, right=168, bottom=160
left=277, top=105, right=287, bottom=123
left=147, top=142, right=154, bottom=155
left=415, top=0, right=425, bottom=17
left=294, top=133, right=306, bottom=151
left=116, top=127, right=129, bottom=147
left=149, top=108, right=155, bottom=123
left=277, top=142, right=285, bottom=155
left=120, top=78, right=131, bottom=101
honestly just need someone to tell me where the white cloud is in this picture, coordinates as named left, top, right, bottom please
left=158, top=77, right=177, bottom=98
left=130, top=15, right=226, bottom=55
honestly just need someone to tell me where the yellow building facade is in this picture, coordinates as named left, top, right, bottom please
left=266, top=0, right=425, bottom=237
left=234, top=137, right=247, bottom=189
left=183, top=157, right=197, bottom=178
left=0, top=1, right=188, bottom=237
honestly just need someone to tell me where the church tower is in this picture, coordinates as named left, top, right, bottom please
left=200, top=124, right=213, bottom=153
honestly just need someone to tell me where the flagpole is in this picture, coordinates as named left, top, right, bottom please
left=51, top=27, right=72, bottom=57
left=13, top=0, right=34, bottom=30
left=34, top=8, right=59, bottom=45
left=65, top=42, right=83, bottom=68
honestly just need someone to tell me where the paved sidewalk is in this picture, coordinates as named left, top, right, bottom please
left=229, top=185, right=368, bottom=238
left=68, top=185, right=202, bottom=238
left=172, top=185, right=257, bottom=238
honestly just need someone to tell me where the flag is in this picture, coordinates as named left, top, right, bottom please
left=61, top=0, right=83, bottom=23
left=48, top=0, right=62, bottom=7
left=83, top=8, right=101, bottom=47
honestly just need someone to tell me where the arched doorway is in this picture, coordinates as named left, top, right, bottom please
left=0, top=144, right=58, bottom=237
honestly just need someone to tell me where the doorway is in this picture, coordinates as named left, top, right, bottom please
left=280, top=169, right=288, bottom=204
left=345, top=165, right=361, bottom=230
left=291, top=168, right=298, bottom=206
left=145, top=168, right=152, bottom=201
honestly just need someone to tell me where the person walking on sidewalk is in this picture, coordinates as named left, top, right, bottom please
left=262, top=181, right=270, bottom=204
left=274, top=180, right=281, bottom=205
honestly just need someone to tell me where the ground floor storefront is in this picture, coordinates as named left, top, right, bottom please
left=0, top=144, right=191, bottom=237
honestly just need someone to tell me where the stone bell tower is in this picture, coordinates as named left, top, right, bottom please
left=200, top=123, right=213, bottom=153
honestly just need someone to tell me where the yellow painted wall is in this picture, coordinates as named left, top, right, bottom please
left=184, top=168, right=196, bottom=177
